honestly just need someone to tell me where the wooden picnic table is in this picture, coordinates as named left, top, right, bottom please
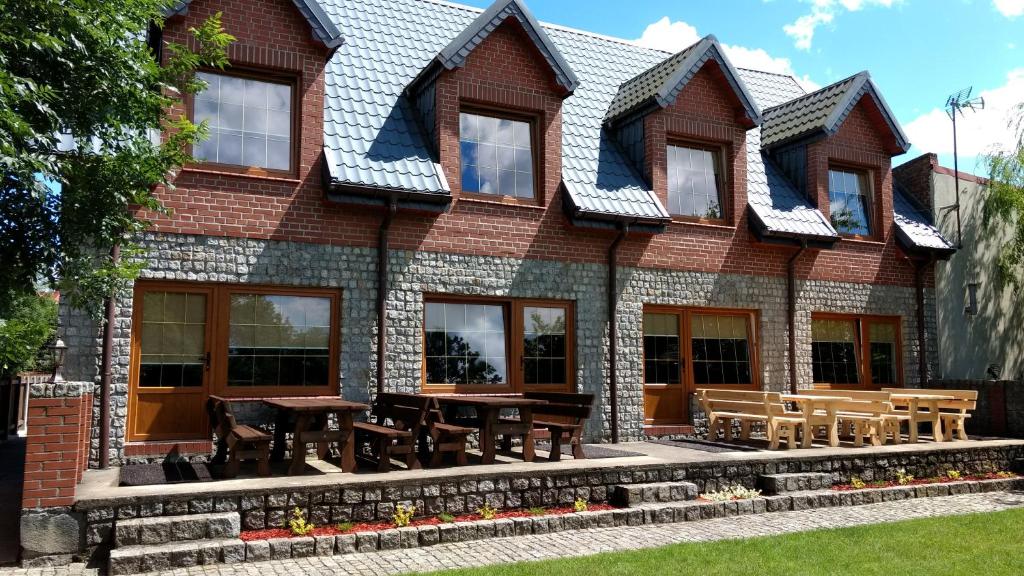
left=429, top=395, right=548, bottom=464
left=263, top=397, right=369, bottom=475
left=782, top=394, right=852, bottom=448
left=888, top=392, right=954, bottom=443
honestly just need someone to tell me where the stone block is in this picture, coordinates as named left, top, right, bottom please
left=336, top=533, right=357, bottom=554
left=399, top=526, right=419, bottom=548
left=418, top=525, right=439, bottom=546
left=356, top=532, right=378, bottom=553
left=20, top=510, right=84, bottom=558
left=379, top=529, right=401, bottom=550
left=291, top=537, right=315, bottom=558
left=315, top=535, right=335, bottom=556
left=493, top=518, right=515, bottom=537
left=222, top=540, right=245, bottom=564
left=268, top=538, right=293, bottom=560
left=438, top=523, right=460, bottom=543
left=512, top=516, right=532, bottom=536
left=246, top=540, right=270, bottom=562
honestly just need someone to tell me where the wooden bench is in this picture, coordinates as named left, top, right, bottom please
left=522, top=392, right=594, bottom=461
left=206, top=395, right=272, bottom=478
left=799, top=390, right=908, bottom=445
left=698, top=390, right=805, bottom=450
left=354, top=392, right=431, bottom=472
left=885, top=388, right=978, bottom=441
left=424, top=399, right=474, bottom=467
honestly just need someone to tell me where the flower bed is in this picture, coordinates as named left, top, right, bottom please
left=240, top=504, right=617, bottom=542
left=832, top=471, right=1019, bottom=492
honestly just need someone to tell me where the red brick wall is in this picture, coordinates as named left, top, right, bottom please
left=22, top=393, right=92, bottom=509
left=143, top=1, right=927, bottom=287
left=892, top=153, right=937, bottom=212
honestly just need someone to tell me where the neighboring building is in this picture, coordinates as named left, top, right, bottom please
left=894, top=153, right=1023, bottom=381
left=57, top=0, right=955, bottom=465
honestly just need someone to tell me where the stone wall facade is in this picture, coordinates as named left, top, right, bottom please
left=62, top=232, right=938, bottom=464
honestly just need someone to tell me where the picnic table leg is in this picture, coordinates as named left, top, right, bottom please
left=520, top=407, right=536, bottom=462
left=928, top=400, right=944, bottom=442
left=480, top=408, right=497, bottom=464
left=827, top=407, right=840, bottom=447
left=337, top=411, right=357, bottom=473
left=314, top=414, right=331, bottom=459
left=801, top=403, right=815, bottom=449
left=289, top=414, right=312, bottom=476
left=270, top=408, right=288, bottom=462
left=908, top=399, right=919, bottom=443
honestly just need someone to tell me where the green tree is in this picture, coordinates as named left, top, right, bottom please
left=0, top=0, right=233, bottom=316
left=983, top=102, right=1024, bottom=292
left=0, top=293, right=58, bottom=378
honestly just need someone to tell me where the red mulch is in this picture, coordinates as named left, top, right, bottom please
left=831, top=472, right=1019, bottom=492
left=240, top=504, right=617, bottom=541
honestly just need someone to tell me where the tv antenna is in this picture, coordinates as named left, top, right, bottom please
left=942, top=87, right=985, bottom=248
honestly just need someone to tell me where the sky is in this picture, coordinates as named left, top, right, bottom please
left=455, top=0, right=1024, bottom=175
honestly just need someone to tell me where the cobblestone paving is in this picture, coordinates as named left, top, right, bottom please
left=7, top=491, right=1024, bottom=576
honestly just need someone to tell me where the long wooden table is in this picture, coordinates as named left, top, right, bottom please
left=888, top=392, right=954, bottom=443
left=263, top=398, right=369, bottom=475
left=782, top=394, right=852, bottom=448
left=430, top=395, right=548, bottom=464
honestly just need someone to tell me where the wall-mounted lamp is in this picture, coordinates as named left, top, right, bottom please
left=964, top=282, right=980, bottom=316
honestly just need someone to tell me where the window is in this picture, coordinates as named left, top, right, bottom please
left=667, top=144, right=723, bottom=219
left=642, top=307, right=758, bottom=389
left=811, top=314, right=901, bottom=388
left=193, top=71, right=293, bottom=172
left=138, top=292, right=207, bottom=388
left=459, top=111, right=534, bottom=199
left=423, top=298, right=573, bottom=392
left=828, top=168, right=872, bottom=236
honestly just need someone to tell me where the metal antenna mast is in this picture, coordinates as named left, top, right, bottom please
left=943, top=87, right=985, bottom=248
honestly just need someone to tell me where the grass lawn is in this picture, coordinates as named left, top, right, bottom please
left=421, top=508, right=1024, bottom=576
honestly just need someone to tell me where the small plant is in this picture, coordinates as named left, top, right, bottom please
left=527, top=507, right=547, bottom=516
left=945, top=470, right=962, bottom=481
left=700, top=485, right=762, bottom=501
left=287, top=507, right=315, bottom=536
left=573, top=498, right=588, bottom=513
left=437, top=513, right=455, bottom=523
left=995, top=471, right=1016, bottom=479
left=895, top=468, right=915, bottom=486
left=477, top=503, right=498, bottom=520
left=850, top=476, right=866, bottom=490
left=393, top=503, right=415, bottom=528
left=334, top=521, right=354, bottom=532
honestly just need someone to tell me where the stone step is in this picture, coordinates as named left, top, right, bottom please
left=758, top=472, right=833, bottom=495
left=115, top=512, right=240, bottom=547
left=108, top=538, right=245, bottom=575
left=611, top=482, right=698, bottom=507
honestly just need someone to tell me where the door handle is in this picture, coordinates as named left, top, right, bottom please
left=203, top=352, right=211, bottom=370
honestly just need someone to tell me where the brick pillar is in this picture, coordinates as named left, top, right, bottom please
left=20, top=381, right=91, bottom=566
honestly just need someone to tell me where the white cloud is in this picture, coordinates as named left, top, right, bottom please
left=634, top=17, right=820, bottom=92
left=783, top=0, right=898, bottom=50
left=994, top=0, right=1024, bottom=17
left=903, top=69, right=1024, bottom=158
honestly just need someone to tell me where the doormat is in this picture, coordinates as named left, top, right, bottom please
left=119, top=462, right=215, bottom=487
left=648, top=438, right=761, bottom=453
left=535, top=442, right=644, bottom=459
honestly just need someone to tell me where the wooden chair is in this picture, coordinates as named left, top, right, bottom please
left=354, top=392, right=431, bottom=472
left=424, top=399, right=473, bottom=467
left=522, top=392, right=594, bottom=461
left=698, top=390, right=805, bottom=450
left=798, top=390, right=908, bottom=445
left=207, top=395, right=272, bottom=478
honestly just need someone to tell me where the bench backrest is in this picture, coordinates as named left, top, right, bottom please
left=206, top=395, right=237, bottom=437
left=829, top=399, right=892, bottom=416
left=371, top=392, right=431, bottom=433
left=882, top=388, right=978, bottom=412
left=523, top=392, right=594, bottom=421
left=800, top=390, right=891, bottom=402
left=698, top=389, right=786, bottom=417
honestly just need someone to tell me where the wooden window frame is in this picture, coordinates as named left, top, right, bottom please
left=666, top=138, right=729, bottom=225
left=642, top=305, right=761, bottom=393
left=827, top=164, right=877, bottom=241
left=421, top=295, right=574, bottom=394
left=457, top=103, right=544, bottom=207
left=128, top=280, right=342, bottom=401
left=810, top=312, right=902, bottom=390
left=184, top=66, right=301, bottom=179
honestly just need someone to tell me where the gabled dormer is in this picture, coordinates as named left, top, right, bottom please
left=603, top=36, right=762, bottom=228
left=403, top=0, right=578, bottom=207
left=761, top=72, right=909, bottom=242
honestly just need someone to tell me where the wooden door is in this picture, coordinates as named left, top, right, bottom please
left=127, top=285, right=213, bottom=441
left=642, top=311, right=686, bottom=424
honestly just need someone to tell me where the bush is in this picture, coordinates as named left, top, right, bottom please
left=0, top=292, right=57, bottom=378
left=393, top=504, right=415, bottom=527
left=700, top=485, right=762, bottom=501
left=287, top=508, right=314, bottom=536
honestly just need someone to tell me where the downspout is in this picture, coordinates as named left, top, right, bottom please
left=786, top=241, right=807, bottom=395
left=913, top=256, right=935, bottom=387
left=99, top=244, right=120, bottom=469
left=376, top=197, right=398, bottom=396
left=607, top=224, right=628, bottom=444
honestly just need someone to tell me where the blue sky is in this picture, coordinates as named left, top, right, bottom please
left=456, top=0, right=1024, bottom=175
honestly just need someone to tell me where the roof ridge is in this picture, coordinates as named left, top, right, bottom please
left=763, top=70, right=868, bottom=113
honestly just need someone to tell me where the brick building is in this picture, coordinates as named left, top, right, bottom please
left=48, top=0, right=956, bottom=464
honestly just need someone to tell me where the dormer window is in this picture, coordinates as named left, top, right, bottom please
left=459, top=111, right=535, bottom=199
left=667, top=144, right=724, bottom=220
left=828, top=167, right=873, bottom=236
left=192, top=71, right=294, bottom=174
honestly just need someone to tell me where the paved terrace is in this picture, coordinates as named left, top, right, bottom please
left=7, top=490, right=1024, bottom=576
left=76, top=437, right=1024, bottom=504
